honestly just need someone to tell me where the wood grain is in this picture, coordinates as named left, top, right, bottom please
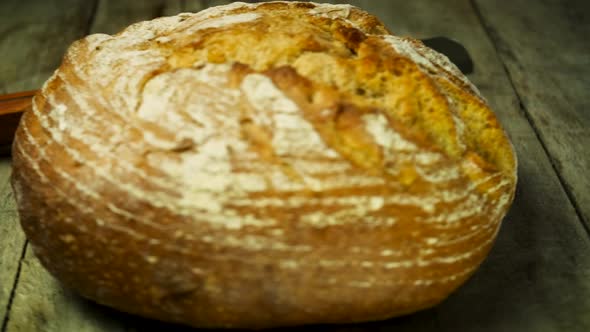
left=473, top=0, right=590, bottom=230
left=0, top=0, right=588, bottom=331
left=0, top=0, right=97, bottom=94
left=183, top=0, right=207, bottom=12
left=0, top=0, right=96, bottom=329
left=0, top=90, right=36, bottom=114
left=0, top=160, right=26, bottom=330
left=5, top=248, right=127, bottom=332
left=338, top=0, right=590, bottom=331
left=90, top=0, right=182, bottom=35
left=1, top=1, right=188, bottom=331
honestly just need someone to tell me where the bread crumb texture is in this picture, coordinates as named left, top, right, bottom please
left=12, top=1, right=517, bottom=328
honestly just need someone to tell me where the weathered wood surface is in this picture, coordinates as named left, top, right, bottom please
left=341, top=1, right=590, bottom=331
left=0, top=0, right=589, bottom=331
left=0, top=160, right=25, bottom=328
left=0, top=0, right=96, bottom=94
left=5, top=248, right=129, bottom=332
left=0, top=0, right=95, bottom=330
left=474, top=0, right=590, bottom=230
left=183, top=0, right=207, bottom=13
left=90, top=0, right=183, bottom=35
left=1, top=1, right=181, bottom=331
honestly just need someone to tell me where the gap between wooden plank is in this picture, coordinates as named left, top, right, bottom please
left=0, top=241, right=27, bottom=332
left=469, top=0, right=590, bottom=238
left=2, top=2, right=185, bottom=331
left=3, top=0, right=588, bottom=328
left=0, top=0, right=101, bottom=330
left=0, top=0, right=99, bottom=320
left=343, top=1, right=590, bottom=331
left=0, top=160, right=26, bottom=330
left=2, top=2, right=99, bottom=326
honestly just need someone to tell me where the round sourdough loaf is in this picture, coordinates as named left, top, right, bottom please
left=11, top=1, right=517, bottom=329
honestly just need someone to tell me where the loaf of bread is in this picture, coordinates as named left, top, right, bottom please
left=11, top=1, right=517, bottom=328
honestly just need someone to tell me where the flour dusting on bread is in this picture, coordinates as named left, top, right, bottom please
left=12, top=1, right=517, bottom=329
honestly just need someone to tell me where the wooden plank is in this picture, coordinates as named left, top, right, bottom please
left=5, top=248, right=128, bottom=332
left=0, top=0, right=97, bottom=94
left=0, top=160, right=15, bottom=212
left=183, top=0, right=207, bottom=12
left=204, top=0, right=235, bottom=7
left=0, top=159, right=27, bottom=330
left=0, top=0, right=96, bottom=328
left=1, top=1, right=188, bottom=331
left=90, top=0, right=181, bottom=35
left=473, top=0, right=590, bottom=230
left=162, top=1, right=184, bottom=17
left=335, top=1, right=590, bottom=331
left=3, top=1, right=589, bottom=331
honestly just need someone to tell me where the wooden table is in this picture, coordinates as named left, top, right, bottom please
left=1, top=0, right=589, bottom=331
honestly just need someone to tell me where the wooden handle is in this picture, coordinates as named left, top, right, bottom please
left=0, top=90, right=37, bottom=155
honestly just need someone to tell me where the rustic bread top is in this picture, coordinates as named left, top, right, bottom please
left=28, top=1, right=516, bottom=216
left=12, top=1, right=517, bottom=327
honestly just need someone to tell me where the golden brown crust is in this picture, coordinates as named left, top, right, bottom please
left=11, top=1, right=517, bottom=328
